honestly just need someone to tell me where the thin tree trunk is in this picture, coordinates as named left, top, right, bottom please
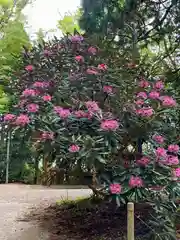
left=42, top=155, right=48, bottom=185
left=34, top=157, right=39, bottom=184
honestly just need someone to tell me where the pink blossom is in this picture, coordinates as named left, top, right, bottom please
left=41, top=132, right=54, bottom=140
left=86, top=68, right=99, bottom=75
left=109, top=183, right=122, bottom=194
left=154, top=80, right=164, bottom=90
left=4, top=114, right=15, bottom=121
left=168, top=144, right=179, bottom=153
left=149, top=91, right=160, bottom=99
left=54, top=106, right=62, bottom=114
left=74, top=110, right=89, bottom=118
left=75, top=55, right=84, bottom=62
left=135, top=99, right=144, bottom=106
left=25, top=65, right=33, bottom=71
left=98, top=64, right=107, bottom=71
left=33, top=81, right=45, bottom=88
left=152, top=135, right=165, bottom=144
left=22, top=89, right=36, bottom=97
left=174, top=168, right=180, bottom=177
left=27, top=103, right=39, bottom=113
left=166, top=155, right=179, bottom=165
left=129, top=176, right=143, bottom=188
left=58, top=108, right=71, bottom=119
left=85, top=101, right=100, bottom=112
left=138, top=79, right=149, bottom=88
left=88, top=46, right=97, bottom=55
left=103, top=85, right=113, bottom=94
left=136, top=92, right=147, bottom=99
left=136, top=107, right=154, bottom=117
left=43, top=82, right=50, bottom=88
left=136, top=156, right=150, bottom=166
left=42, top=95, right=52, bottom=102
left=44, top=50, right=52, bottom=56
left=100, top=120, right=119, bottom=131
left=70, top=35, right=83, bottom=43
left=15, top=114, right=30, bottom=126
left=155, top=147, right=166, bottom=157
left=69, top=144, right=80, bottom=153
left=161, top=96, right=176, bottom=107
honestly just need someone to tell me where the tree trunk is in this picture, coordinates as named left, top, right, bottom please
left=42, top=155, right=48, bottom=185
left=34, top=157, right=39, bottom=184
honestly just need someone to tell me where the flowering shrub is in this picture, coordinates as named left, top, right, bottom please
left=6, top=36, right=180, bottom=238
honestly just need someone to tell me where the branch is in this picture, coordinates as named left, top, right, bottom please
left=138, top=3, right=173, bottom=41
left=88, top=184, right=107, bottom=197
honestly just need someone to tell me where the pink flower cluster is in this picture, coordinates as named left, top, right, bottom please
left=129, top=176, right=143, bottom=188
left=135, top=78, right=176, bottom=118
left=25, top=65, right=33, bottom=71
left=174, top=168, right=180, bottom=177
left=152, top=134, right=165, bottom=144
left=85, top=101, right=100, bottom=113
left=109, top=183, right=122, bottom=194
left=69, top=144, right=80, bottom=153
left=15, top=114, right=30, bottom=126
left=33, top=81, right=45, bottom=88
left=103, top=85, right=113, bottom=94
left=22, top=89, right=36, bottom=97
left=75, top=55, right=84, bottom=62
left=74, top=110, right=89, bottom=118
left=166, top=155, right=179, bottom=166
left=160, top=96, right=176, bottom=107
left=168, top=144, right=179, bottom=153
left=100, top=119, right=119, bottom=131
left=154, top=80, right=164, bottom=90
left=136, top=156, right=150, bottom=166
left=54, top=106, right=71, bottom=119
left=42, top=95, right=52, bottom=102
left=98, top=64, right=107, bottom=71
left=156, top=147, right=166, bottom=157
left=149, top=91, right=160, bottom=100
left=4, top=114, right=15, bottom=121
left=44, top=49, right=52, bottom=56
left=135, top=99, right=144, bottom=106
left=32, top=81, right=50, bottom=88
left=27, top=103, right=39, bottom=113
left=88, top=46, right=97, bottom=55
left=70, top=35, right=83, bottom=43
left=137, top=92, right=147, bottom=99
left=155, top=144, right=179, bottom=166
left=136, top=107, right=154, bottom=117
left=138, top=79, right=149, bottom=88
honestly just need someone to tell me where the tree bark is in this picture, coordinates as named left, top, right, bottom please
left=34, top=157, right=39, bottom=184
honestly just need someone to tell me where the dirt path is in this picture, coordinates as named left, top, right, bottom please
left=0, top=184, right=91, bottom=240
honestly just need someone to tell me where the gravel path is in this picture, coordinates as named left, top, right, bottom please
left=0, top=184, right=91, bottom=240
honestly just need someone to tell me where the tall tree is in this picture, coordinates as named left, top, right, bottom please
left=58, top=9, right=83, bottom=35
left=0, top=0, right=31, bottom=113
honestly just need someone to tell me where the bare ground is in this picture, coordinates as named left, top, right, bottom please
left=0, top=184, right=91, bottom=240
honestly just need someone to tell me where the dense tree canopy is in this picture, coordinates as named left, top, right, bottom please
left=0, top=0, right=30, bottom=112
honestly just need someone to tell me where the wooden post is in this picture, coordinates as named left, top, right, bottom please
left=127, top=202, right=134, bottom=240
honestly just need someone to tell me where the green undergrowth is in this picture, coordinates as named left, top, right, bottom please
left=56, top=194, right=103, bottom=209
